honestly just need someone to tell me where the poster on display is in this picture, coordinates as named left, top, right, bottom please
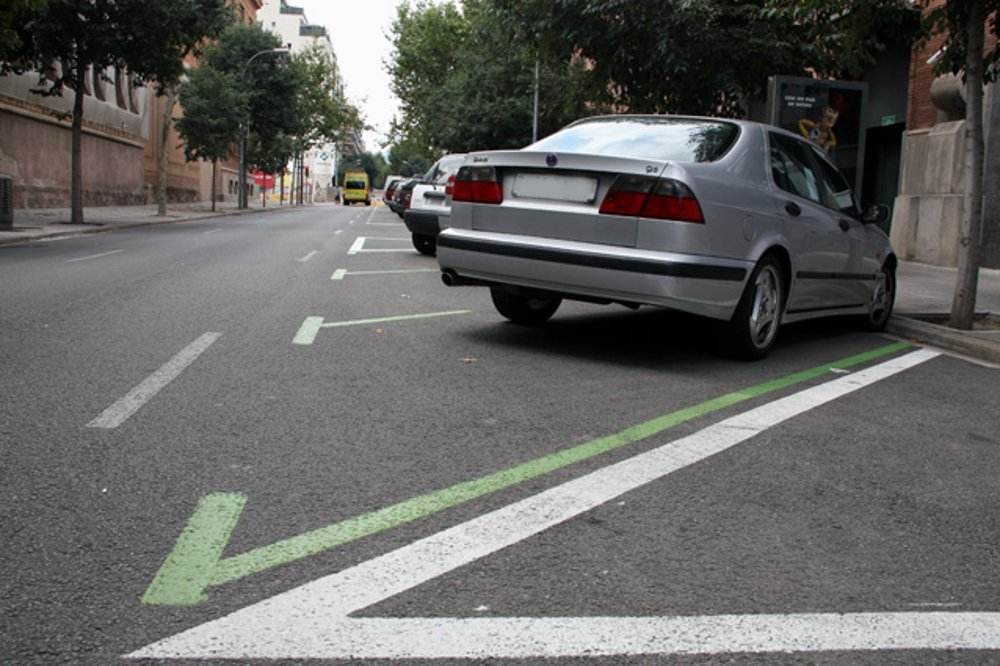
left=766, top=76, right=868, bottom=195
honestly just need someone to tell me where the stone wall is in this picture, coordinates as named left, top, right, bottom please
left=0, top=110, right=144, bottom=208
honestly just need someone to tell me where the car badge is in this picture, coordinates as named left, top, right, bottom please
left=545, top=154, right=558, bottom=167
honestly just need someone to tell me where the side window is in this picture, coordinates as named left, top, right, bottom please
left=809, top=146, right=857, bottom=214
left=769, top=133, right=822, bottom=204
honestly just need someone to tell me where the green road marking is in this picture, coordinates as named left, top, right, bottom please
left=331, top=268, right=348, bottom=281
left=293, top=310, right=472, bottom=345
left=142, top=493, right=246, bottom=606
left=143, top=341, right=911, bottom=606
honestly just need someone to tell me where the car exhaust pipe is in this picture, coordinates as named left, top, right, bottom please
left=441, top=270, right=490, bottom=287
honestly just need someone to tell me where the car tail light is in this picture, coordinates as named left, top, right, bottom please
left=403, top=188, right=413, bottom=209
left=453, top=166, right=502, bottom=204
left=599, top=176, right=704, bottom=224
left=444, top=174, right=456, bottom=197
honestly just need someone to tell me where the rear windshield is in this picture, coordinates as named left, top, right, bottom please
left=345, top=180, right=366, bottom=189
left=528, top=117, right=739, bottom=163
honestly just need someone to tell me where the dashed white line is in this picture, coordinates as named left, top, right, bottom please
left=202, top=229, right=222, bottom=235
left=296, top=250, right=318, bottom=262
left=86, top=332, right=222, bottom=429
left=65, top=249, right=123, bottom=263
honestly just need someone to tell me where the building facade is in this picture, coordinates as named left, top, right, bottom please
left=891, top=0, right=999, bottom=268
left=0, top=0, right=262, bottom=210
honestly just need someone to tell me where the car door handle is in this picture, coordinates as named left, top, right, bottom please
left=425, top=191, right=446, bottom=200
left=838, top=218, right=851, bottom=231
left=785, top=202, right=801, bottom=217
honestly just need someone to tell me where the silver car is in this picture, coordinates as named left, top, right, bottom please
left=437, top=115, right=895, bottom=359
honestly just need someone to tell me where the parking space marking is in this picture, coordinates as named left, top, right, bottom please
left=334, top=229, right=343, bottom=235
left=141, top=342, right=913, bottom=607
left=331, top=268, right=438, bottom=281
left=292, top=310, right=471, bottom=345
left=202, top=229, right=222, bottom=235
left=86, top=332, right=221, bottom=429
left=296, top=250, right=318, bottom=262
left=347, top=236, right=413, bottom=255
left=65, top=249, right=123, bottom=263
left=129, top=350, right=959, bottom=660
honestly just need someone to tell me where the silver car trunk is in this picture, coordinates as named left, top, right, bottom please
left=468, top=151, right=668, bottom=248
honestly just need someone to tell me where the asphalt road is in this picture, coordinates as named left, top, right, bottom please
left=1, top=204, right=998, bottom=665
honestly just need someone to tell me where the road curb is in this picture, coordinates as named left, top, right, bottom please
left=0, top=204, right=299, bottom=247
left=887, top=314, right=1000, bottom=364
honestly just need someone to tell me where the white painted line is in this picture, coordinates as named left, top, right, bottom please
left=331, top=268, right=438, bottom=281
left=334, top=229, right=343, bottom=235
left=346, top=236, right=365, bottom=255
left=65, top=249, right=123, bottom=263
left=292, top=310, right=471, bottom=345
left=202, top=229, right=222, bottom=235
left=128, top=350, right=962, bottom=661
left=346, top=236, right=414, bottom=255
left=86, top=332, right=221, bottom=429
left=296, top=250, right=318, bottom=263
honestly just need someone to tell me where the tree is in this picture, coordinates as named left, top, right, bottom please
left=339, top=151, right=389, bottom=189
left=0, top=0, right=46, bottom=63
left=386, top=0, right=596, bottom=156
left=175, top=67, right=245, bottom=211
left=0, top=0, right=231, bottom=224
left=290, top=44, right=363, bottom=159
left=923, top=0, right=1000, bottom=329
left=386, top=138, right=434, bottom=177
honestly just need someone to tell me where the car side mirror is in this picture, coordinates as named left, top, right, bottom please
left=862, top=204, right=890, bottom=225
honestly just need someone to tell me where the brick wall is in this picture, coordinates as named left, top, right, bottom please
left=908, top=0, right=999, bottom=130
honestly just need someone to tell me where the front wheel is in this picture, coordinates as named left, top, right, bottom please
left=860, top=262, right=895, bottom=331
left=490, top=287, right=561, bottom=325
left=728, top=255, right=784, bottom=360
left=412, top=234, right=436, bottom=256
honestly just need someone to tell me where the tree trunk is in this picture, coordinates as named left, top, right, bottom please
left=156, top=87, right=178, bottom=217
left=280, top=168, right=285, bottom=205
left=949, top=0, right=986, bottom=329
left=70, top=61, right=86, bottom=225
left=211, top=159, right=217, bottom=213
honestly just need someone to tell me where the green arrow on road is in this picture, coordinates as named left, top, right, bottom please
left=143, top=341, right=912, bottom=606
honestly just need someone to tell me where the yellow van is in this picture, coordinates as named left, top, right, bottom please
left=342, top=171, right=370, bottom=206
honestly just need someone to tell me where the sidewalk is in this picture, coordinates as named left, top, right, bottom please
left=891, top=260, right=1000, bottom=364
left=0, top=199, right=296, bottom=246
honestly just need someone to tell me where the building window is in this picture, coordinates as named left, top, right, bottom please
left=92, top=67, right=106, bottom=101
left=115, top=67, right=128, bottom=110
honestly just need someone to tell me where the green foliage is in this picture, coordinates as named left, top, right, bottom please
left=764, top=0, right=922, bottom=81
left=386, top=0, right=596, bottom=155
left=492, top=0, right=810, bottom=118
left=923, top=0, right=1000, bottom=83
left=0, top=0, right=232, bottom=95
left=386, top=138, right=434, bottom=177
left=0, top=0, right=46, bottom=63
left=176, top=67, right=245, bottom=164
left=289, top=44, right=364, bottom=153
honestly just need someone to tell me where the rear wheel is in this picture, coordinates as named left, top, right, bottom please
left=728, top=255, right=784, bottom=360
left=412, top=234, right=436, bottom=256
left=490, top=287, right=561, bottom=325
left=861, top=262, right=895, bottom=331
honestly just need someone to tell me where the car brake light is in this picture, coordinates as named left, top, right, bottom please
left=403, top=189, right=413, bottom=209
left=445, top=174, right=456, bottom=197
left=599, top=175, right=704, bottom=223
left=453, top=166, right=502, bottom=204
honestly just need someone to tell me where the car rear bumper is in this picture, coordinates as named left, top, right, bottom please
left=404, top=210, right=440, bottom=236
left=437, top=229, right=752, bottom=320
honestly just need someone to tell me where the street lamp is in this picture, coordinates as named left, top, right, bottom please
left=238, top=47, right=290, bottom=209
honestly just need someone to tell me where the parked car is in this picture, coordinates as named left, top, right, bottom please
left=437, top=114, right=894, bottom=359
left=390, top=178, right=419, bottom=219
left=383, top=175, right=404, bottom=205
left=404, top=153, right=466, bottom=255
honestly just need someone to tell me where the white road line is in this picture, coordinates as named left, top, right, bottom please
left=296, top=250, right=318, bottom=262
left=86, top=332, right=221, bottom=429
left=331, top=268, right=437, bottom=281
left=347, top=236, right=414, bottom=255
left=65, top=249, right=123, bottom=263
left=202, top=229, right=222, bottom=235
left=128, top=350, right=964, bottom=661
left=334, top=229, right=343, bottom=235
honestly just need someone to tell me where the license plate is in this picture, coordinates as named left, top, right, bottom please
left=511, top=174, right=598, bottom=203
